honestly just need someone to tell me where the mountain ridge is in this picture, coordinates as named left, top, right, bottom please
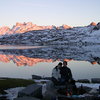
left=0, top=22, right=97, bottom=36
left=0, top=22, right=72, bottom=35
left=0, top=22, right=100, bottom=46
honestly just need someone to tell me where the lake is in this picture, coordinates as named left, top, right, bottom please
left=0, top=45, right=100, bottom=80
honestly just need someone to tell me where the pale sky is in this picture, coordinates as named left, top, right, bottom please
left=0, top=0, right=100, bottom=27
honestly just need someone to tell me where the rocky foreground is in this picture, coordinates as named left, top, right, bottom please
left=1, top=78, right=100, bottom=100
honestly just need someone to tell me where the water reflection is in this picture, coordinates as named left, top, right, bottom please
left=0, top=45, right=100, bottom=66
left=0, top=54, right=53, bottom=66
left=0, top=45, right=100, bottom=79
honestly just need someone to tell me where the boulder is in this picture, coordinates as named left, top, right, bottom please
left=42, top=77, right=51, bottom=80
left=46, top=80, right=54, bottom=90
left=89, top=88, right=99, bottom=94
left=43, top=80, right=57, bottom=100
left=18, top=84, right=42, bottom=98
left=14, top=96, right=41, bottom=100
left=32, top=75, right=42, bottom=80
left=77, top=79, right=90, bottom=83
left=91, top=78, right=100, bottom=83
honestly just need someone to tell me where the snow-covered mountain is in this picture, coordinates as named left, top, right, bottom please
left=0, top=22, right=71, bottom=35
left=0, top=26, right=10, bottom=35
left=0, top=22, right=100, bottom=46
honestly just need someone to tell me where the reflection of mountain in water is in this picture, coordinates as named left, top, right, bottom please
left=0, top=45, right=100, bottom=66
left=0, top=54, right=53, bottom=66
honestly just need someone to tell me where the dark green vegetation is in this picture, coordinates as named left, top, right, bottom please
left=0, top=78, right=35, bottom=94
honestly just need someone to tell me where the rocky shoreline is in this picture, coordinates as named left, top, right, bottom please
left=0, top=76, right=100, bottom=100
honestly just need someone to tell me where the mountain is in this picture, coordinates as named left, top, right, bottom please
left=90, top=22, right=97, bottom=26
left=0, top=22, right=71, bottom=35
left=0, top=26, right=10, bottom=35
left=0, top=22, right=100, bottom=46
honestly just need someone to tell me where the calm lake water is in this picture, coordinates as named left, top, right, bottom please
left=0, top=45, right=100, bottom=80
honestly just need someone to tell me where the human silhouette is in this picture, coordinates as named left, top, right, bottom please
left=60, top=61, right=72, bottom=85
left=52, top=62, right=62, bottom=85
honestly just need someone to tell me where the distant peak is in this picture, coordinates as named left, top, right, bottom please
left=16, top=22, right=23, bottom=26
left=0, top=26, right=10, bottom=35
left=57, top=24, right=72, bottom=29
left=90, top=22, right=97, bottom=26
left=62, top=24, right=72, bottom=28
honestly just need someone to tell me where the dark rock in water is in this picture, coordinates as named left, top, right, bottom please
left=18, top=84, right=42, bottom=99
left=32, top=75, right=51, bottom=80
left=42, top=77, right=51, bottom=80
left=32, top=75, right=42, bottom=80
left=91, top=78, right=100, bottom=83
left=14, top=96, right=41, bottom=100
left=77, top=79, right=90, bottom=83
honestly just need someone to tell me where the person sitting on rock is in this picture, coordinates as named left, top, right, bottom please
left=52, top=62, right=62, bottom=85
left=60, top=61, right=73, bottom=85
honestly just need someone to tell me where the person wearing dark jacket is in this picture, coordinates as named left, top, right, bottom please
left=60, top=61, right=72, bottom=85
left=59, top=61, right=77, bottom=95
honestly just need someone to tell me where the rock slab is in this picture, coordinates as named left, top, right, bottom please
left=91, top=78, right=100, bottom=83
left=18, top=84, right=42, bottom=98
left=14, top=96, right=41, bottom=100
